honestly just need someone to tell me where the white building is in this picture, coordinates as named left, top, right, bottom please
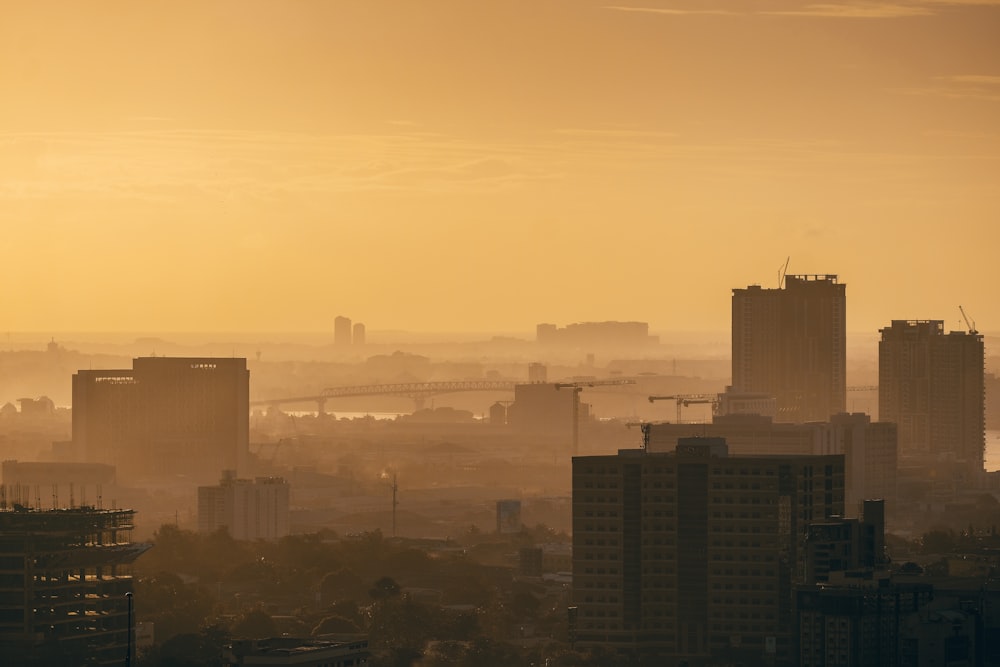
left=198, top=470, right=290, bottom=540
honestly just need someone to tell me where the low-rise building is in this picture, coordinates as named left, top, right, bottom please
left=199, top=471, right=290, bottom=541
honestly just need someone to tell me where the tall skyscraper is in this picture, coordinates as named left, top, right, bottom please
left=732, top=274, right=846, bottom=423
left=878, top=320, right=984, bottom=478
left=72, top=357, right=250, bottom=483
left=352, top=321, right=366, bottom=346
left=572, top=439, right=844, bottom=663
left=334, top=315, right=352, bottom=345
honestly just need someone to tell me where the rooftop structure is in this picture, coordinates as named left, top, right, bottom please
left=225, top=636, right=369, bottom=666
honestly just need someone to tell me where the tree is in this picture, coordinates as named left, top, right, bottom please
left=134, top=572, right=216, bottom=643
left=231, top=606, right=277, bottom=639
left=369, top=576, right=401, bottom=601
left=141, top=624, right=229, bottom=667
left=320, top=567, right=366, bottom=604
left=922, top=529, right=956, bottom=554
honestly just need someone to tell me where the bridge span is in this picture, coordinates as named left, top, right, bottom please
left=252, top=379, right=636, bottom=413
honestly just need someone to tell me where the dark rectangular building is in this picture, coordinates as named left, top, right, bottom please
left=572, top=439, right=845, bottom=664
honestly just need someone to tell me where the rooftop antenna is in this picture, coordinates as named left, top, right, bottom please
left=778, top=256, right=791, bottom=288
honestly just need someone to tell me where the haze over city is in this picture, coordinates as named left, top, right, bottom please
left=2, top=0, right=999, bottom=334
left=2, top=2, right=1000, bottom=667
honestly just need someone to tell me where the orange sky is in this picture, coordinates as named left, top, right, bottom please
left=1, top=0, right=998, bottom=334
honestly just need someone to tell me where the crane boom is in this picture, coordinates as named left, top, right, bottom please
left=959, top=305, right=976, bottom=334
left=648, top=394, right=718, bottom=423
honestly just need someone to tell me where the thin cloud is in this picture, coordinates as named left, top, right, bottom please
left=764, top=3, right=933, bottom=17
left=554, top=128, right=679, bottom=140
left=607, top=0, right=1000, bottom=19
left=893, top=74, right=1000, bottom=102
left=604, top=5, right=735, bottom=16
left=943, top=75, right=1000, bottom=85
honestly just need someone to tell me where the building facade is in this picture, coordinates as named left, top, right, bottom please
left=507, top=382, right=582, bottom=454
left=198, top=471, right=290, bottom=541
left=572, top=439, right=845, bottom=664
left=647, top=414, right=896, bottom=515
left=878, top=320, right=985, bottom=480
left=72, top=357, right=250, bottom=484
left=732, top=275, right=846, bottom=423
left=334, top=316, right=352, bottom=346
left=0, top=507, right=149, bottom=666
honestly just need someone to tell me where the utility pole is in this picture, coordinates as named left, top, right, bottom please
left=126, top=591, right=133, bottom=667
left=391, top=473, right=398, bottom=538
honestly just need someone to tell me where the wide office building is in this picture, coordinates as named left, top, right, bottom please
left=572, top=439, right=844, bottom=664
left=879, top=320, right=984, bottom=480
left=732, top=275, right=846, bottom=423
left=72, top=357, right=250, bottom=484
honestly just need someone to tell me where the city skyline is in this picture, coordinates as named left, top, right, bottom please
left=1, top=1, right=998, bottom=334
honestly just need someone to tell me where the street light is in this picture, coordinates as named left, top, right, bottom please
left=125, top=592, right=133, bottom=667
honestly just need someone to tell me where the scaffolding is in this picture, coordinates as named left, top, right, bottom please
left=0, top=506, right=150, bottom=665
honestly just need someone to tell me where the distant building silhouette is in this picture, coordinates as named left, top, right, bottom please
left=495, top=499, right=522, bottom=534
left=198, top=470, right=289, bottom=540
left=508, top=383, right=582, bottom=454
left=732, top=275, right=846, bottom=422
left=716, top=386, right=777, bottom=418
left=878, top=320, right=984, bottom=481
left=0, top=507, right=149, bottom=665
left=572, top=438, right=844, bottom=663
left=334, top=316, right=352, bottom=346
left=352, top=321, right=366, bottom=346
left=535, top=321, right=658, bottom=348
left=17, top=396, right=55, bottom=417
left=527, top=362, right=548, bottom=383
left=72, top=357, right=250, bottom=484
left=647, top=413, right=896, bottom=514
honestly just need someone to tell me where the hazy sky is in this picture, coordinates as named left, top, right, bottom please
left=2, top=0, right=998, bottom=334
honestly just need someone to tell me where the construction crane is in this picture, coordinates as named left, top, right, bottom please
left=959, top=305, right=977, bottom=334
left=648, top=393, right=718, bottom=423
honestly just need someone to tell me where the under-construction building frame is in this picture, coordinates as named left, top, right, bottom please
left=0, top=506, right=149, bottom=665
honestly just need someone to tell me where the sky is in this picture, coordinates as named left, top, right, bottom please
left=1, top=0, right=998, bottom=335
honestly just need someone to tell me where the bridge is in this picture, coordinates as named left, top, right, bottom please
left=252, top=378, right=636, bottom=413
